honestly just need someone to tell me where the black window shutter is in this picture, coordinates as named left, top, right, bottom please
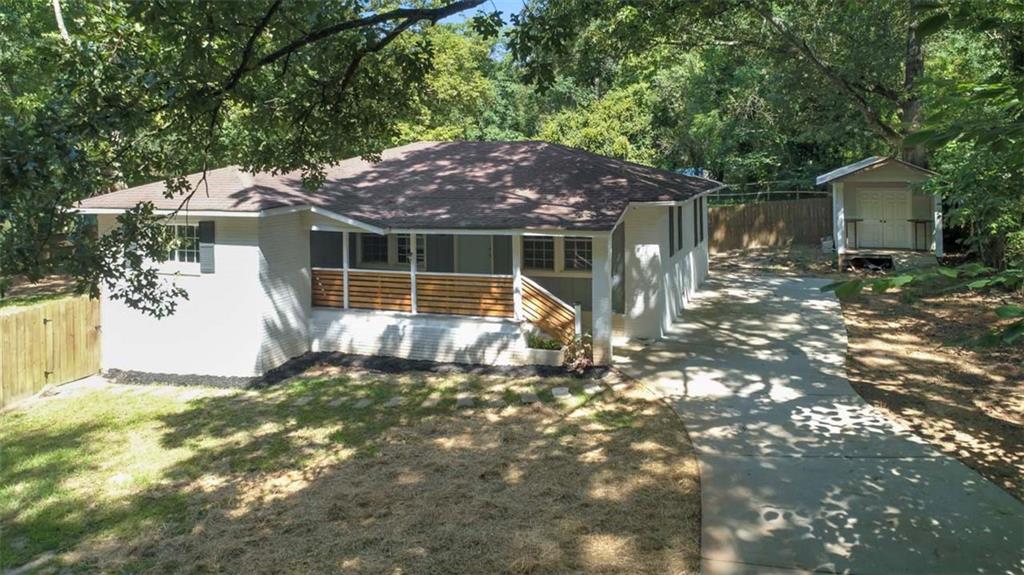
left=693, top=200, right=699, bottom=246
left=677, top=206, right=683, bottom=249
left=199, top=221, right=215, bottom=273
left=699, top=198, right=705, bottom=243
left=668, top=207, right=675, bottom=257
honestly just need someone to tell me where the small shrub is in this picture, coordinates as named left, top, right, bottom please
left=562, top=333, right=593, bottom=372
left=527, top=332, right=562, bottom=350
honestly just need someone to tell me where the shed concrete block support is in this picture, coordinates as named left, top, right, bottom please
left=591, top=234, right=613, bottom=365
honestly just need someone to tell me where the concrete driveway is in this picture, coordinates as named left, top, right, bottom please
left=617, top=272, right=1024, bottom=574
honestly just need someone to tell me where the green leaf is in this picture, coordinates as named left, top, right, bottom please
left=871, top=279, right=891, bottom=293
left=834, top=280, right=864, bottom=299
left=902, top=129, right=942, bottom=147
left=937, top=267, right=959, bottom=278
left=819, top=281, right=843, bottom=293
left=889, top=275, right=914, bottom=287
left=1001, top=321, right=1024, bottom=344
left=966, top=278, right=992, bottom=289
left=995, top=305, right=1024, bottom=319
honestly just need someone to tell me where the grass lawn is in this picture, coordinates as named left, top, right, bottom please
left=0, top=366, right=700, bottom=573
left=712, top=247, right=1024, bottom=501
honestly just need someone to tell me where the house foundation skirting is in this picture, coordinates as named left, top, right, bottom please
left=309, top=308, right=563, bottom=367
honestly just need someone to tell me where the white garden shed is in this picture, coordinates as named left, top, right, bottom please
left=817, top=157, right=941, bottom=264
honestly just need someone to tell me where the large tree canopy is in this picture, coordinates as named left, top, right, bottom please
left=1, top=0, right=493, bottom=313
left=2, top=0, right=1021, bottom=316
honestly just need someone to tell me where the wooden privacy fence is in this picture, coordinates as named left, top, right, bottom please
left=0, top=295, right=101, bottom=408
left=521, top=277, right=576, bottom=344
left=708, top=198, right=832, bottom=252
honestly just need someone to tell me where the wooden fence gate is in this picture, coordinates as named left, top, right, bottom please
left=0, top=295, right=101, bottom=408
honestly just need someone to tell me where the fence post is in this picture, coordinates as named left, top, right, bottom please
left=573, top=302, right=582, bottom=338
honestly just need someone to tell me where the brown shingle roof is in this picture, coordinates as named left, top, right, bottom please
left=79, top=141, right=721, bottom=231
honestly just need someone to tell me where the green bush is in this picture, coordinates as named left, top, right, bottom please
left=527, top=332, right=562, bottom=350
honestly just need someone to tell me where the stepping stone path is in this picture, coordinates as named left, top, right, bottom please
left=420, top=396, right=441, bottom=408
left=551, top=387, right=571, bottom=400
left=353, top=398, right=373, bottom=409
left=328, top=398, right=344, bottom=408
left=583, top=383, right=604, bottom=395
left=520, top=392, right=539, bottom=404
left=385, top=397, right=403, bottom=408
left=456, top=394, right=475, bottom=408
left=294, top=396, right=312, bottom=406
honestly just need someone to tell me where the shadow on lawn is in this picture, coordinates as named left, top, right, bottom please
left=0, top=420, right=189, bottom=568
left=5, top=372, right=700, bottom=574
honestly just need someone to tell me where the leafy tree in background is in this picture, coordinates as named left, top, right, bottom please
left=0, top=0, right=491, bottom=314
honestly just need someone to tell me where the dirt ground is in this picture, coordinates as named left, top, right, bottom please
left=713, top=247, right=1024, bottom=501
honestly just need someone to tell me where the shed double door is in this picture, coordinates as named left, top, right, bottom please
left=857, top=190, right=911, bottom=249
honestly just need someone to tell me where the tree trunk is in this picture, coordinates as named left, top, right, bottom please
left=901, top=1, right=926, bottom=166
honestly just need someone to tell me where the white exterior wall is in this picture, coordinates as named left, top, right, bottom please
left=662, top=199, right=709, bottom=333
left=257, top=211, right=312, bottom=372
left=309, top=309, right=561, bottom=366
left=97, top=215, right=265, bottom=376
left=622, top=199, right=709, bottom=339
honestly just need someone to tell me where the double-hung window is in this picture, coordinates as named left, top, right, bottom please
left=563, top=237, right=592, bottom=270
left=397, top=234, right=426, bottom=265
left=166, top=224, right=199, bottom=263
left=523, top=236, right=555, bottom=270
left=360, top=234, right=389, bottom=264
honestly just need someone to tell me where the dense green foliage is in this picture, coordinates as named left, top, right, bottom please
left=2, top=0, right=1021, bottom=314
left=1, top=0, right=489, bottom=312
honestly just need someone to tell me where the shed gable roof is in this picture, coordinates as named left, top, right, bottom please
left=816, top=156, right=935, bottom=186
left=79, top=141, right=722, bottom=231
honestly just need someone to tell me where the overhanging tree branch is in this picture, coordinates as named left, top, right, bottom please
left=751, top=3, right=904, bottom=145
left=242, top=0, right=484, bottom=85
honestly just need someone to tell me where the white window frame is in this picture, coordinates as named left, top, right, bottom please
left=563, top=236, right=593, bottom=271
left=523, top=236, right=555, bottom=271
left=397, top=234, right=426, bottom=266
left=160, top=223, right=200, bottom=274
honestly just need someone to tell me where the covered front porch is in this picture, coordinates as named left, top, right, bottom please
left=306, top=217, right=615, bottom=365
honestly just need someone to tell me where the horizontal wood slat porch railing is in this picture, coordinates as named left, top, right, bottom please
left=416, top=273, right=514, bottom=318
left=311, top=268, right=346, bottom=308
left=521, top=276, right=576, bottom=344
left=311, top=269, right=412, bottom=312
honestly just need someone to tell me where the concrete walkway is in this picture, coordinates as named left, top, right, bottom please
left=617, top=273, right=1024, bottom=574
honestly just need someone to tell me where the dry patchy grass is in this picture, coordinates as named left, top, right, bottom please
left=0, top=367, right=700, bottom=574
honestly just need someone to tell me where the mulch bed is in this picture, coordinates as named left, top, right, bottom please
left=106, top=351, right=610, bottom=390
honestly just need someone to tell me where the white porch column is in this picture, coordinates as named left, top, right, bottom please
left=933, top=193, right=944, bottom=257
left=342, top=231, right=350, bottom=309
left=591, top=233, right=613, bottom=365
left=832, top=182, right=846, bottom=254
left=409, top=233, right=418, bottom=314
left=511, top=234, right=523, bottom=320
